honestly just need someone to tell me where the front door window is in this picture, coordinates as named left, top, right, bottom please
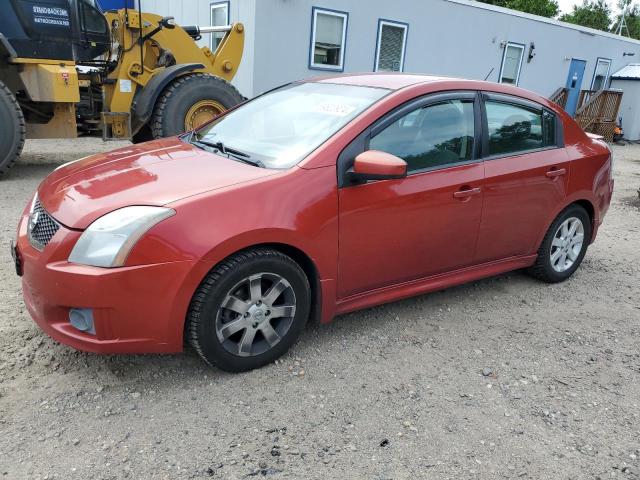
left=369, top=100, right=475, bottom=172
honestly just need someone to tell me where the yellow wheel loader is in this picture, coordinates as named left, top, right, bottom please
left=0, top=0, right=245, bottom=174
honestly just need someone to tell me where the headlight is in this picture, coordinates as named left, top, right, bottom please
left=68, top=206, right=175, bottom=267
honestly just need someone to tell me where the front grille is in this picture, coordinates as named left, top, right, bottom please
left=28, top=199, right=60, bottom=251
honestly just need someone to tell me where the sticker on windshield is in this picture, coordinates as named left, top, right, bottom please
left=314, top=102, right=357, bottom=116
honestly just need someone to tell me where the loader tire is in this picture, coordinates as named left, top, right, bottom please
left=131, top=124, right=154, bottom=144
left=150, top=73, right=244, bottom=139
left=0, top=81, right=26, bottom=176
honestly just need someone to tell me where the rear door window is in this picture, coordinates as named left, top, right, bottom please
left=485, top=100, right=556, bottom=156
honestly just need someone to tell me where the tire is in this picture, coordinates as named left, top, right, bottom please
left=187, top=248, right=311, bottom=372
left=131, top=124, right=154, bottom=144
left=0, top=81, right=26, bottom=176
left=149, top=73, right=244, bottom=139
left=527, top=204, right=591, bottom=283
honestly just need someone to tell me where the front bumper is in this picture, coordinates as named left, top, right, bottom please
left=15, top=216, right=196, bottom=354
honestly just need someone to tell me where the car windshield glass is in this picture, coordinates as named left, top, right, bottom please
left=194, top=82, right=389, bottom=169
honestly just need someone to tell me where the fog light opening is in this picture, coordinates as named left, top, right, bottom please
left=69, top=308, right=96, bottom=335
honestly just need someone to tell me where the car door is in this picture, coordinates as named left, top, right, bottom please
left=474, top=93, right=570, bottom=264
left=337, top=92, right=484, bottom=298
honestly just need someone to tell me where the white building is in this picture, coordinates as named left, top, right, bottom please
left=611, top=64, right=640, bottom=140
left=132, top=0, right=640, bottom=118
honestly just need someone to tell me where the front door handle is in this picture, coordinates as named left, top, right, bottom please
left=453, top=186, right=481, bottom=199
left=546, top=168, right=566, bottom=178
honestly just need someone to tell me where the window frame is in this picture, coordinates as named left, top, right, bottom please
left=79, top=0, right=109, bottom=34
left=480, top=92, right=564, bottom=161
left=373, top=19, right=409, bottom=73
left=210, top=1, right=230, bottom=51
left=308, top=7, right=349, bottom=72
left=590, top=57, right=612, bottom=91
left=498, top=42, right=525, bottom=86
left=337, top=91, right=483, bottom=187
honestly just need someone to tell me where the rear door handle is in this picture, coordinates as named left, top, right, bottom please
left=453, top=187, right=481, bottom=199
left=546, top=168, right=566, bottom=178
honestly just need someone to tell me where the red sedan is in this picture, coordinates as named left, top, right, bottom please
left=13, top=74, right=614, bottom=371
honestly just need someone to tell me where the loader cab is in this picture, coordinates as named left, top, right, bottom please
left=1, top=0, right=110, bottom=63
left=73, top=0, right=111, bottom=62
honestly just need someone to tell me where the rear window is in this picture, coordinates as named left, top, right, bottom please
left=485, top=100, right=557, bottom=156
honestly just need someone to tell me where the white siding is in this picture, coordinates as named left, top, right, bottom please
left=140, top=0, right=640, bottom=100
left=611, top=79, right=640, bottom=140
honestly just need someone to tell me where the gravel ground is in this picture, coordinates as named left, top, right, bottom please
left=0, top=139, right=639, bottom=480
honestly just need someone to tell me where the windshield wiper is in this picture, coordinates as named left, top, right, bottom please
left=187, top=134, right=265, bottom=168
left=194, top=138, right=249, bottom=157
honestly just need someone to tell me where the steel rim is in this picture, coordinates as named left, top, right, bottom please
left=215, top=272, right=297, bottom=357
left=550, top=216, right=585, bottom=273
left=184, top=100, right=225, bottom=131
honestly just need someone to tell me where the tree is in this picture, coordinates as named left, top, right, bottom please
left=611, top=0, right=640, bottom=39
left=559, top=0, right=613, bottom=31
left=478, top=0, right=509, bottom=5
left=477, top=0, right=559, bottom=17
left=508, top=0, right=560, bottom=17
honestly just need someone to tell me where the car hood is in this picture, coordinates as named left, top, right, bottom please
left=38, top=137, right=277, bottom=229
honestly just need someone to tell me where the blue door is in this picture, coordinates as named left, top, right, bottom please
left=565, top=59, right=586, bottom=116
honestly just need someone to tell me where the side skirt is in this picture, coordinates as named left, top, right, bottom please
left=334, top=255, right=537, bottom=316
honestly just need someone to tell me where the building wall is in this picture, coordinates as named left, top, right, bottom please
left=139, top=0, right=640, bottom=100
left=251, top=0, right=640, bottom=97
left=611, top=79, right=640, bottom=140
left=140, top=0, right=256, bottom=96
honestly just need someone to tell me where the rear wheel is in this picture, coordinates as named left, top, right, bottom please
left=528, top=204, right=591, bottom=283
left=0, top=81, right=26, bottom=176
left=149, top=73, right=244, bottom=139
left=187, top=249, right=311, bottom=372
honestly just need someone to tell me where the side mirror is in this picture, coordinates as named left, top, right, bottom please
left=350, top=150, right=407, bottom=182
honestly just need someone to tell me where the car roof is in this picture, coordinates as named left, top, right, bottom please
left=307, top=73, right=559, bottom=112
left=311, top=73, right=452, bottom=90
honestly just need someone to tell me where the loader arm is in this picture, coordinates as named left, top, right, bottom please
left=102, top=9, right=244, bottom=138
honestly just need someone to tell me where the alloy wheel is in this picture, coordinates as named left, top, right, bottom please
left=550, top=216, right=585, bottom=273
left=215, top=272, right=297, bottom=357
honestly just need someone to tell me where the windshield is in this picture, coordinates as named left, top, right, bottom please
left=194, top=82, right=389, bottom=169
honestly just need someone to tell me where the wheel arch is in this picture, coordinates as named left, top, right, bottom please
left=181, top=241, right=323, bottom=344
left=131, top=63, right=204, bottom=133
left=573, top=199, right=595, bottom=228
left=534, top=198, right=596, bottom=253
left=256, top=243, right=322, bottom=325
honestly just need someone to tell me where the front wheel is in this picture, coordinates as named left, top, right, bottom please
left=186, top=249, right=311, bottom=372
left=0, top=81, right=26, bottom=176
left=149, top=73, right=244, bottom=139
left=528, top=204, right=591, bottom=283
